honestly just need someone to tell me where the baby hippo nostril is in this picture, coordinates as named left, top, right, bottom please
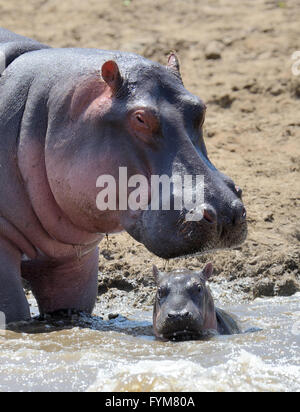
left=168, top=311, right=191, bottom=320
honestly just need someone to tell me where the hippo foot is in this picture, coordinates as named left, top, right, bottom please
left=35, top=309, right=88, bottom=321
left=0, top=236, right=31, bottom=324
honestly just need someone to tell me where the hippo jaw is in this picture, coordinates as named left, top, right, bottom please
left=123, top=206, right=247, bottom=259
left=155, top=315, right=208, bottom=342
left=160, top=330, right=205, bottom=342
left=158, top=326, right=219, bottom=342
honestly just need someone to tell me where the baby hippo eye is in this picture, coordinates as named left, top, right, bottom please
left=158, top=287, right=168, bottom=299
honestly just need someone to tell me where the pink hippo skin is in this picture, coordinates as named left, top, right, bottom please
left=0, top=28, right=247, bottom=323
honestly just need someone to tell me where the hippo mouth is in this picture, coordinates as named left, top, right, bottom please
left=124, top=207, right=248, bottom=260
left=163, top=330, right=204, bottom=342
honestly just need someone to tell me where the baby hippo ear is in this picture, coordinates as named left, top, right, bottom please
left=101, top=60, right=122, bottom=94
left=203, top=263, right=214, bottom=282
left=153, top=265, right=161, bottom=285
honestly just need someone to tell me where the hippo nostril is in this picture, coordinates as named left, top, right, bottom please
left=231, top=201, right=247, bottom=225
left=202, top=208, right=216, bottom=224
left=183, top=311, right=191, bottom=318
left=168, top=312, right=191, bottom=320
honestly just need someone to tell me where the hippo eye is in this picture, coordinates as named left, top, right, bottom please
left=197, top=284, right=202, bottom=293
left=158, top=287, right=168, bottom=299
left=133, top=110, right=158, bottom=131
left=129, top=109, right=160, bottom=145
left=136, top=114, right=145, bottom=124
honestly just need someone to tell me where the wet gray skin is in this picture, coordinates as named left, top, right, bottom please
left=153, top=264, right=241, bottom=341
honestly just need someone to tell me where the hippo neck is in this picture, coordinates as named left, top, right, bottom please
left=215, top=308, right=241, bottom=335
left=15, top=80, right=102, bottom=258
left=0, top=71, right=91, bottom=261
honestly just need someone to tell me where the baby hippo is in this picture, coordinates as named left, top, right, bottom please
left=153, top=263, right=241, bottom=341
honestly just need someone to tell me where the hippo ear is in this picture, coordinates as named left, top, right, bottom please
left=153, top=265, right=161, bottom=285
left=167, top=52, right=180, bottom=72
left=101, top=60, right=122, bottom=94
left=166, top=52, right=182, bottom=80
left=203, top=263, right=214, bottom=282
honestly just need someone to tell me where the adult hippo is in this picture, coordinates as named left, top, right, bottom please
left=0, top=28, right=247, bottom=324
left=153, top=264, right=241, bottom=341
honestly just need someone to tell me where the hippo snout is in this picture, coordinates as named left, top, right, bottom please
left=131, top=198, right=247, bottom=259
left=187, top=199, right=246, bottom=229
left=123, top=165, right=247, bottom=259
left=162, top=311, right=204, bottom=341
left=216, top=199, right=247, bottom=227
left=156, top=314, right=204, bottom=341
left=230, top=200, right=247, bottom=226
left=166, top=310, right=201, bottom=330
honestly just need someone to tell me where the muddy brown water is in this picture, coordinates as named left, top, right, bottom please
left=0, top=286, right=299, bottom=392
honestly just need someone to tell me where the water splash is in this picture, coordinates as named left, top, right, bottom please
left=0, top=292, right=299, bottom=392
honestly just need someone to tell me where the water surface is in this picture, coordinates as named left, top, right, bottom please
left=0, top=288, right=299, bottom=392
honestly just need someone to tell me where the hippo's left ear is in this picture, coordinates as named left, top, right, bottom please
left=203, top=263, right=214, bottom=282
left=101, top=60, right=122, bottom=94
left=166, top=52, right=182, bottom=81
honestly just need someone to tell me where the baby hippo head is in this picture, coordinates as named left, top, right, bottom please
left=153, top=263, right=218, bottom=341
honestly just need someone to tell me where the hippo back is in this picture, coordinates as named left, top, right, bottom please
left=0, top=27, right=50, bottom=72
left=216, top=307, right=241, bottom=335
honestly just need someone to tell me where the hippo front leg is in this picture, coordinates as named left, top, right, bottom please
left=24, top=248, right=99, bottom=316
left=0, top=237, right=31, bottom=324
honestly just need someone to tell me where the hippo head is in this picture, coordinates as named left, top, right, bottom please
left=46, top=52, right=247, bottom=258
left=153, top=264, right=218, bottom=341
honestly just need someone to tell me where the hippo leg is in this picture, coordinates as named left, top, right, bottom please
left=0, top=237, right=31, bottom=323
left=24, top=248, right=99, bottom=315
